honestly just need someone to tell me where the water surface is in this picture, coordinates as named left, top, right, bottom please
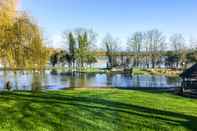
left=0, top=71, right=181, bottom=91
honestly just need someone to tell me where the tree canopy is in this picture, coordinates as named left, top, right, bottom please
left=0, top=1, right=49, bottom=69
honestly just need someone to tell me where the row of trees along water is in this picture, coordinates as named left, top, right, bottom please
left=50, top=28, right=197, bottom=71
left=0, top=0, right=49, bottom=69
left=1, top=1, right=197, bottom=71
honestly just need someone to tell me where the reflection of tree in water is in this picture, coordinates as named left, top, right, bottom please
left=118, top=73, right=132, bottom=87
left=106, top=73, right=113, bottom=86
left=62, top=73, right=75, bottom=88
left=69, top=73, right=77, bottom=88
left=31, top=71, right=43, bottom=93
left=86, top=73, right=96, bottom=80
left=166, top=77, right=180, bottom=86
left=150, top=76, right=157, bottom=87
left=121, top=74, right=132, bottom=87
left=133, top=75, right=140, bottom=87
left=2, top=70, right=8, bottom=82
left=86, top=73, right=96, bottom=86
left=68, top=73, right=96, bottom=88
left=78, top=73, right=87, bottom=88
left=13, top=71, right=18, bottom=90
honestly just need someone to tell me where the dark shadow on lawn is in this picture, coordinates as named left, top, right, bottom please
left=0, top=91, right=196, bottom=131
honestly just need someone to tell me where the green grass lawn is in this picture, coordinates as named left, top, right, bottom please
left=0, top=89, right=196, bottom=131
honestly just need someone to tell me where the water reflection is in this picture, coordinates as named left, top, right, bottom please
left=31, top=72, right=43, bottom=92
left=0, top=71, right=181, bottom=91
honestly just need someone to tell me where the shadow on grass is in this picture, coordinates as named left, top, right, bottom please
left=0, top=91, right=196, bottom=131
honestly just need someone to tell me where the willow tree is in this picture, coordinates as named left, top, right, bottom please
left=0, top=0, right=17, bottom=66
left=0, top=0, right=17, bottom=25
left=0, top=1, right=48, bottom=69
left=0, top=10, right=49, bottom=68
left=11, top=13, right=49, bottom=68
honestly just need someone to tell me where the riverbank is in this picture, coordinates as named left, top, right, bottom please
left=0, top=67, right=106, bottom=73
left=0, top=67, right=182, bottom=76
left=132, top=68, right=182, bottom=76
left=0, top=88, right=196, bottom=131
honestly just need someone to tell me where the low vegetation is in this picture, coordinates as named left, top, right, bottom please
left=133, top=68, right=181, bottom=76
left=0, top=89, right=196, bottom=131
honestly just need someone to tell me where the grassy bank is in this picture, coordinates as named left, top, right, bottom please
left=133, top=68, right=182, bottom=76
left=0, top=67, right=182, bottom=77
left=51, top=67, right=182, bottom=76
left=0, top=88, right=196, bottom=131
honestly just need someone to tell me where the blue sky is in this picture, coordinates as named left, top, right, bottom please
left=20, top=0, right=197, bottom=48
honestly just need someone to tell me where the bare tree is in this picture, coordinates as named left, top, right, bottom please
left=103, top=34, right=118, bottom=68
left=189, top=37, right=197, bottom=50
left=144, top=29, right=165, bottom=68
left=127, top=32, right=143, bottom=67
left=169, top=34, right=186, bottom=68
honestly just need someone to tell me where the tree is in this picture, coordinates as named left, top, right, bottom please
left=75, top=32, right=88, bottom=68
left=0, top=12, right=49, bottom=68
left=63, top=28, right=97, bottom=69
left=169, top=34, right=186, bottom=68
left=86, top=53, right=97, bottom=67
left=187, top=50, right=197, bottom=63
left=164, top=51, right=178, bottom=68
left=0, top=0, right=17, bottom=26
left=103, top=34, right=118, bottom=68
left=144, top=29, right=166, bottom=68
left=63, top=32, right=76, bottom=68
left=0, top=1, right=49, bottom=69
left=0, top=0, right=17, bottom=60
left=50, top=52, right=59, bottom=67
left=127, top=32, right=143, bottom=67
left=189, top=37, right=197, bottom=50
left=58, top=50, right=67, bottom=67
left=68, top=33, right=76, bottom=67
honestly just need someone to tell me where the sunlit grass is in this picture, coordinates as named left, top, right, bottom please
left=0, top=88, right=196, bottom=131
left=133, top=68, right=181, bottom=76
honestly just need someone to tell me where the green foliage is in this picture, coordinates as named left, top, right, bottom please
left=62, top=29, right=97, bottom=69
left=68, top=32, right=76, bottom=66
left=75, top=32, right=89, bottom=67
left=186, top=50, right=197, bottom=63
left=50, top=52, right=59, bottom=67
left=164, top=51, right=179, bottom=68
left=86, top=53, right=97, bottom=67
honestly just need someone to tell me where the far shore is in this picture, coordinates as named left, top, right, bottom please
left=0, top=67, right=182, bottom=77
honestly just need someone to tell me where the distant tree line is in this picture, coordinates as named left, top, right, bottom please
left=50, top=28, right=197, bottom=70
left=127, top=30, right=197, bottom=69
